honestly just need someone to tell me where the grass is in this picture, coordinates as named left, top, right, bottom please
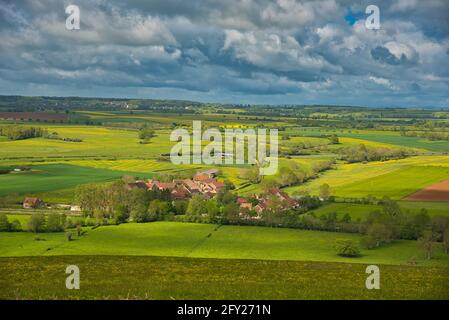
left=338, top=137, right=424, bottom=152
left=0, top=164, right=151, bottom=198
left=309, top=201, right=449, bottom=221
left=285, top=156, right=449, bottom=199
left=294, top=128, right=449, bottom=152
left=0, top=125, right=174, bottom=160
left=1, top=255, right=448, bottom=299
left=333, top=166, right=449, bottom=199
left=0, top=222, right=447, bottom=267
left=343, top=132, right=449, bottom=152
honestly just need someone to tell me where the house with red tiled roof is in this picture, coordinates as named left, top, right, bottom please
left=145, top=174, right=225, bottom=200
left=171, top=186, right=191, bottom=200
left=156, top=182, right=176, bottom=191
left=196, top=179, right=225, bottom=194
left=23, top=197, right=45, bottom=209
left=267, top=188, right=299, bottom=208
left=252, top=188, right=299, bottom=216
left=254, top=199, right=269, bottom=215
left=193, top=174, right=212, bottom=182
left=147, top=179, right=176, bottom=191
left=181, top=179, right=200, bottom=193
left=237, top=197, right=253, bottom=210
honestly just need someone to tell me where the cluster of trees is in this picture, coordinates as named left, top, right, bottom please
left=44, top=131, right=82, bottom=142
left=138, top=124, right=156, bottom=144
left=183, top=192, right=240, bottom=224
left=297, top=198, right=449, bottom=259
left=0, top=213, right=22, bottom=232
left=75, top=179, right=244, bottom=225
left=75, top=178, right=325, bottom=228
left=0, top=212, right=68, bottom=233
left=401, top=130, right=449, bottom=142
left=0, top=126, right=46, bottom=140
left=362, top=204, right=449, bottom=259
left=340, top=144, right=411, bottom=163
left=245, top=160, right=335, bottom=190
left=75, top=180, right=174, bottom=224
left=183, top=191, right=322, bottom=228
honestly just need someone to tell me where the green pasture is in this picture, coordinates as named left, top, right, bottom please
left=291, top=128, right=449, bottom=152
left=0, top=222, right=447, bottom=267
left=332, top=166, right=449, bottom=199
left=0, top=125, right=175, bottom=160
left=309, top=201, right=449, bottom=221
left=285, top=156, right=449, bottom=198
left=0, top=164, right=151, bottom=199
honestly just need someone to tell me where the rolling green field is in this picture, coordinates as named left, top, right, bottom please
left=333, top=166, right=449, bottom=199
left=0, top=125, right=174, bottom=160
left=1, top=222, right=447, bottom=267
left=342, top=132, right=449, bottom=152
left=0, top=161, right=251, bottom=202
left=2, top=108, right=449, bottom=300
left=309, top=201, right=449, bottom=221
left=293, top=128, right=449, bottom=152
left=1, top=255, right=448, bottom=299
left=285, top=156, right=449, bottom=199
left=0, top=164, right=151, bottom=198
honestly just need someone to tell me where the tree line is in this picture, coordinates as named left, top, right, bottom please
left=0, top=126, right=46, bottom=140
left=0, top=212, right=67, bottom=233
left=340, top=144, right=412, bottom=163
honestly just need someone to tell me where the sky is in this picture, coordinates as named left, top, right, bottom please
left=0, top=0, right=448, bottom=107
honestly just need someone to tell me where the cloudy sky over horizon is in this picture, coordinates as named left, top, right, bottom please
left=1, top=0, right=448, bottom=107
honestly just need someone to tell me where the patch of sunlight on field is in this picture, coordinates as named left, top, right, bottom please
left=283, top=136, right=330, bottom=147
left=0, top=125, right=175, bottom=159
left=66, top=159, right=192, bottom=173
left=0, top=222, right=447, bottom=267
left=284, top=155, right=449, bottom=197
left=339, top=137, right=424, bottom=152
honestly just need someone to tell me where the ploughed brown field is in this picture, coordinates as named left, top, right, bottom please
left=0, top=112, right=67, bottom=122
left=405, top=179, right=449, bottom=202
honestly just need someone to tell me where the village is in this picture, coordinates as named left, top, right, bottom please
left=126, top=168, right=300, bottom=218
left=21, top=168, right=300, bottom=221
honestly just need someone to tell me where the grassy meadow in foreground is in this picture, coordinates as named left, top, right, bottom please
left=1, top=255, right=447, bottom=300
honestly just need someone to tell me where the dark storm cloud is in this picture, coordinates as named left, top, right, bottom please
left=0, top=0, right=448, bottom=107
left=371, top=46, right=402, bottom=65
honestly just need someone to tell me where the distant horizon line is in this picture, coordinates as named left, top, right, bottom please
left=0, top=93, right=446, bottom=110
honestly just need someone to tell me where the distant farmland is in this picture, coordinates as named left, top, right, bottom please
left=0, top=112, right=68, bottom=122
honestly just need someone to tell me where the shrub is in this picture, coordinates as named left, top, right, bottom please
left=0, top=213, right=11, bottom=231
left=335, top=239, right=361, bottom=257
left=28, top=213, right=46, bottom=233
left=10, top=219, right=22, bottom=232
